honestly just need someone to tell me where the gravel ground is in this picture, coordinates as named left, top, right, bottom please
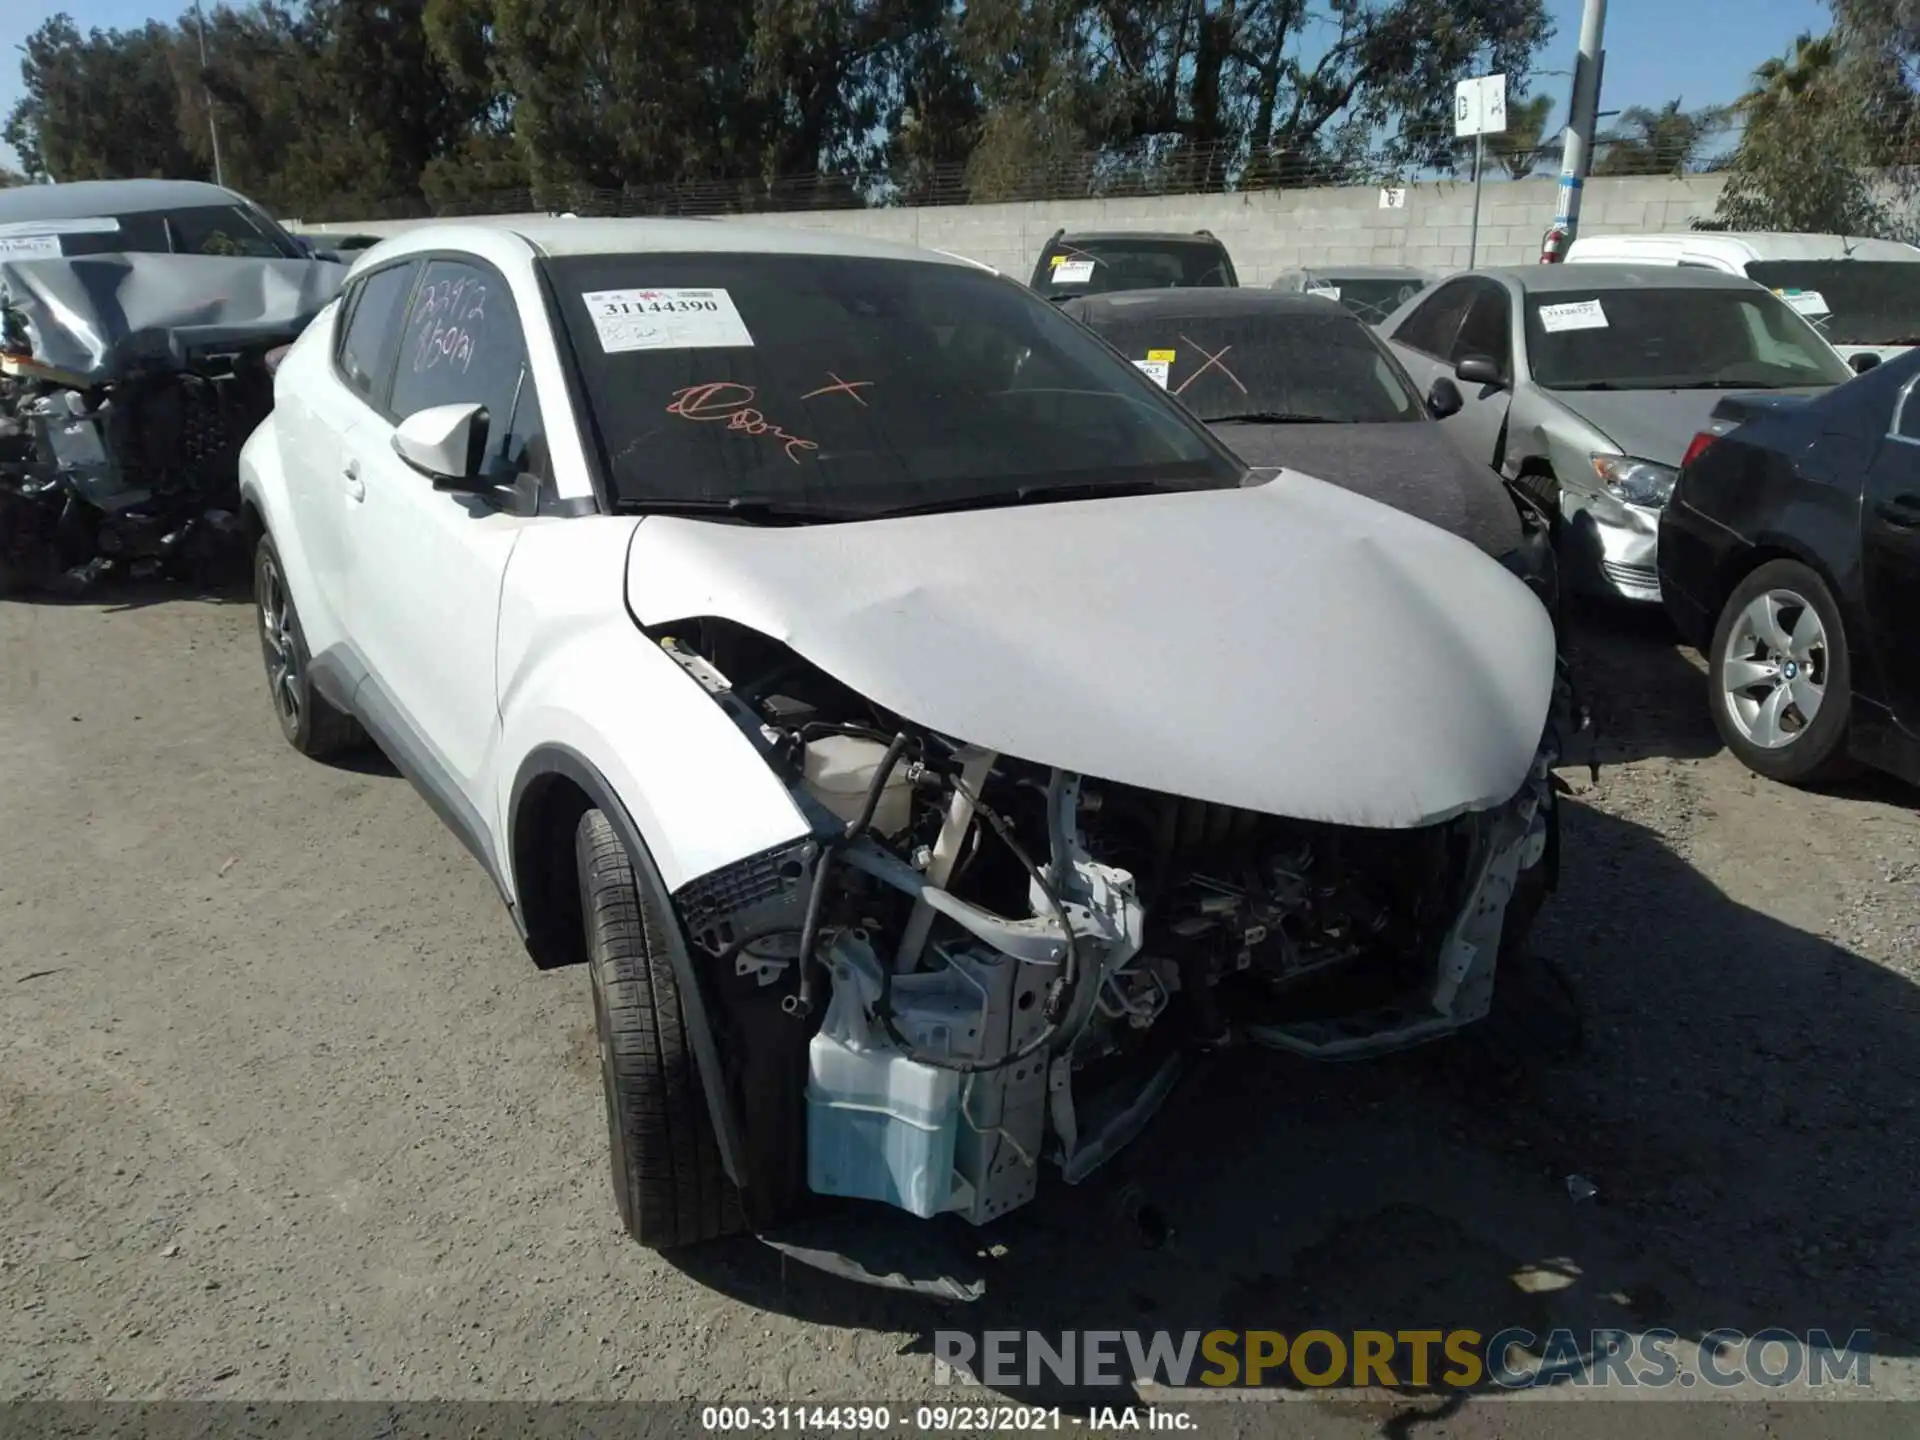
left=1, top=588, right=1916, bottom=1436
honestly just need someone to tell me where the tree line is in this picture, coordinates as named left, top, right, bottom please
left=3, top=0, right=1557, bottom=217
left=3, top=0, right=1918, bottom=237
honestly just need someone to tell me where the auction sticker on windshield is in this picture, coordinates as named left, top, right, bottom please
left=0, top=234, right=62, bottom=261
left=1538, top=299, right=1609, bottom=333
left=1776, top=289, right=1833, bottom=318
left=1051, top=260, right=1096, bottom=284
left=583, top=288, right=754, bottom=353
left=1134, top=358, right=1171, bottom=387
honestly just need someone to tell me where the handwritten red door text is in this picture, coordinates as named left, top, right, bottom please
left=666, top=383, right=819, bottom=464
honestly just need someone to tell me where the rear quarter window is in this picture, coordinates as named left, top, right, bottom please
left=336, top=262, right=419, bottom=408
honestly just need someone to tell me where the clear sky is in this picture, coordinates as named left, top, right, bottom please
left=0, top=0, right=1838, bottom=176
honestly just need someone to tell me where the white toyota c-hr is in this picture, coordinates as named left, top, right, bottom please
left=239, top=217, right=1564, bottom=1292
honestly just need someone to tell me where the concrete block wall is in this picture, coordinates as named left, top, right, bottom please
left=303, top=173, right=1729, bottom=281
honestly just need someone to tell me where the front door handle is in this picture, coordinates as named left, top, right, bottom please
left=1878, top=492, right=1920, bottom=529
left=344, top=458, right=365, bottom=503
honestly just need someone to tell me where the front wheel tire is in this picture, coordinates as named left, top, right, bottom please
left=253, top=536, right=365, bottom=760
left=1708, top=559, right=1855, bottom=785
left=577, top=808, right=743, bottom=1249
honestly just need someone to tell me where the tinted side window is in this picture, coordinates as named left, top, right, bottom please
left=1394, top=281, right=1474, bottom=358
left=390, top=259, right=537, bottom=478
left=1452, top=282, right=1512, bottom=372
left=337, top=262, right=418, bottom=407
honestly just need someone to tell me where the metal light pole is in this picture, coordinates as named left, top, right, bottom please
left=192, top=0, right=226, bottom=188
left=1547, top=0, right=1608, bottom=259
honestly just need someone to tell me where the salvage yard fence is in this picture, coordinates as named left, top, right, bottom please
left=305, top=117, right=1754, bottom=225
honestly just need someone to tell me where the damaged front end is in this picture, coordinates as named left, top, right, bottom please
left=0, top=253, right=340, bottom=595
left=653, top=617, right=1561, bottom=1278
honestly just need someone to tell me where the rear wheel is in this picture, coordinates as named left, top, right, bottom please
left=577, top=808, right=743, bottom=1248
left=254, top=536, right=364, bottom=759
left=1708, top=559, right=1855, bottom=785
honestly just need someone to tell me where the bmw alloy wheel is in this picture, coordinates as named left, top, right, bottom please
left=1720, top=588, right=1828, bottom=750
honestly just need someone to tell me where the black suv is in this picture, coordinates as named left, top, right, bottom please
left=1028, top=229, right=1239, bottom=301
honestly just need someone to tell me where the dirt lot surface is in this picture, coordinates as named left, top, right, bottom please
left=2, top=590, right=1917, bottom=1437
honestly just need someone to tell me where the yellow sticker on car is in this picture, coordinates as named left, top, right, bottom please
left=1146, top=348, right=1176, bottom=362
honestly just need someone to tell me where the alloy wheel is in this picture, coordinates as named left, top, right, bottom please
left=1720, top=588, right=1828, bottom=750
left=257, top=556, right=302, bottom=726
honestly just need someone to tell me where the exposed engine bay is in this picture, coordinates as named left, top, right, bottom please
left=0, top=252, right=340, bottom=594
left=657, top=616, right=1561, bottom=1233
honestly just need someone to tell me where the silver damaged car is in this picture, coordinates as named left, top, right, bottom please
left=1381, top=265, right=1853, bottom=602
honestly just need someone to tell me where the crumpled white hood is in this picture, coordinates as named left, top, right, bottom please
left=625, top=473, right=1557, bottom=829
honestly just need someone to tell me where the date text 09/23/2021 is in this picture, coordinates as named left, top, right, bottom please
left=699, top=1406, right=1198, bottom=1433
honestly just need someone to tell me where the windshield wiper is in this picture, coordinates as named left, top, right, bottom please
left=633, top=496, right=862, bottom=523
left=1667, top=380, right=1791, bottom=390
left=1552, top=381, right=1625, bottom=391
left=865, top=478, right=1207, bottom=520
left=1208, top=412, right=1340, bottom=424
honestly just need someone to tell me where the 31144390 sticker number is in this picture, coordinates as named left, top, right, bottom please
left=585, top=288, right=754, bottom=353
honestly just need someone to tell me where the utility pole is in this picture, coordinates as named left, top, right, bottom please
left=192, top=0, right=226, bottom=188
left=1545, top=0, right=1608, bottom=260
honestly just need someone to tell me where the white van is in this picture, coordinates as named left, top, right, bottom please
left=1563, top=231, right=1920, bottom=369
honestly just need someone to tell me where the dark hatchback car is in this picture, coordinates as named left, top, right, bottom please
left=1029, top=229, right=1238, bottom=302
left=1660, top=352, right=1920, bottom=788
left=1060, top=288, right=1558, bottom=612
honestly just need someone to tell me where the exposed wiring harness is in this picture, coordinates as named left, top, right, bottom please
left=783, top=730, right=915, bottom=1020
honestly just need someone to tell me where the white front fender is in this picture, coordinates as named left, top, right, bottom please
left=493, top=517, right=809, bottom=896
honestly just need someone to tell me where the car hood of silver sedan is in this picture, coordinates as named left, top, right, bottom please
left=1541, top=384, right=1835, bottom=467
left=624, top=472, right=1558, bottom=830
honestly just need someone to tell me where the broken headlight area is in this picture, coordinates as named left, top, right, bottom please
left=662, top=619, right=1558, bottom=1232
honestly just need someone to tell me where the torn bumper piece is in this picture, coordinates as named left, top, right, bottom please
left=0, top=252, right=341, bottom=594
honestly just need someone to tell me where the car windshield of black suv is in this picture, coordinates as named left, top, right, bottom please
left=1743, top=260, right=1920, bottom=348
left=1033, top=239, right=1235, bottom=299
left=2, top=205, right=304, bottom=260
left=547, top=252, right=1244, bottom=521
left=1081, top=307, right=1427, bottom=425
left=1524, top=286, right=1854, bottom=391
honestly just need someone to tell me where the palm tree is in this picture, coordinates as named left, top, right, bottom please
left=1739, top=32, right=1839, bottom=129
left=1451, top=93, right=1558, bottom=181
left=1595, top=99, right=1729, bottom=176
left=1488, top=94, right=1559, bottom=179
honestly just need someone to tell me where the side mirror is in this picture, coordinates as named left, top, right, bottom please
left=393, top=402, right=490, bottom=488
left=1427, top=376, right=1465, bottom=420
left=1455, top=354, right=1505, bottom=389
left=1850, top=351, right=1882, bottom=374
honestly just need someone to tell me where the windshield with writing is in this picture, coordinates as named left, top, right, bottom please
left=1033, top=240, right=1235, bottom=298
left=1077, top=308, right=1426, bottom=424
left=547, top=253, right=1243, bottom=518
left=1743, top=260, right=1920, bottom=348
left=1525, top=286, right=1853, bottom=390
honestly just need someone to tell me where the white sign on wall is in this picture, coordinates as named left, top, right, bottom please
left=1454, top=73, right=1508, bottom=139
left=1378, top=186, right=1408, bottom=210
